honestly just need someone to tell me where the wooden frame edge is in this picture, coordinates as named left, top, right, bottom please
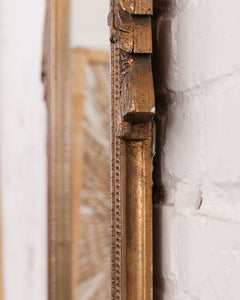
left=42, top=0, right=72, bottom=299
left=109, top=0, right=155, bottom=299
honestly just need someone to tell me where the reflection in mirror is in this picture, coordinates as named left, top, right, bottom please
left=72, top=49, right=110, bottom=299
left=0, top=0, right=111, bottom=299
left=71, top=0, right=109, bottom=50
left=43, top=0, right=111, bottom=298
left=71, top=1, right=110, bottom=298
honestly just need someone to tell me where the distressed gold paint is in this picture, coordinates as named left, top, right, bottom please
left=110, top=0, right=154, bottom=298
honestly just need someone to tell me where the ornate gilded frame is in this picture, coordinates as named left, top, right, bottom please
left=109, top=0, right=155, bottom=298
left=42, top=0, right=155, bottom=299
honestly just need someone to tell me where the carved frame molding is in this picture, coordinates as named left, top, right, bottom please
left=109, top=0, right=155, bottom=298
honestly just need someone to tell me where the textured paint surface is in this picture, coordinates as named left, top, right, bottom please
left=155, top=0, right=240, bottom=299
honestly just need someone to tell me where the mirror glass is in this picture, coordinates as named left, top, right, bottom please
left=71, top=1, right=111, bottom=298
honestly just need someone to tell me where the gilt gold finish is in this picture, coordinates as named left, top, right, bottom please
left=42, top=0, right=155, bottom=298
left=109, top=0, right=155, bottom=298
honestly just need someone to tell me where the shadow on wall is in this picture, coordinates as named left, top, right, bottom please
left=152, top=0, right=177, bottom=299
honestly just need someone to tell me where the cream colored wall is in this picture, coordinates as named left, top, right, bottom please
left=0, top=1, right=47, bottom=300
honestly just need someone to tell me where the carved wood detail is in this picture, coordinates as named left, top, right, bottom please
left=120, top=0, right=153, bottom=14
left=110, top=0, right=155, bottom=298
left=109, top=0, right=152, bottom=53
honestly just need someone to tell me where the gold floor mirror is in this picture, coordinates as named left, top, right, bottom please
left=43, top=0, right=154, bottom=299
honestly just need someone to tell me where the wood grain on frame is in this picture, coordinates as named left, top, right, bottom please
left=42, top=0, right=72, bottom=299
left=109, top=0, right=155, bottom=298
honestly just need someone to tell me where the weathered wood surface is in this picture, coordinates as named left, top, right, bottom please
left=119, top=52, right=154, bottom=122
left=109, top=0, right=152, bottom=53
left=110, top=0, right=155, bottom=298
left=42, top=0, right=72, bottom=299
left=120, top=0, right=153, bottom=14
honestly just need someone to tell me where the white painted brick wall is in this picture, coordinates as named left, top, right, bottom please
left=155, top=0, right=240, bottom=299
